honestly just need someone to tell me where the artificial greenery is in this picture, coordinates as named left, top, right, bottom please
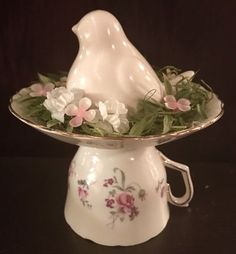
left=129, top=71, right=212, bottom=136
left=14, top=67, right=212, bottom=137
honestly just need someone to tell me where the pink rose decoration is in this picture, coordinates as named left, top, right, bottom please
left=116, top=192, right=135, bottom=212
left=30, top=83, right=55, bottom=97
left=65, top=97, right=96, bottom=127
left=164, top=95, right=191, bottom=112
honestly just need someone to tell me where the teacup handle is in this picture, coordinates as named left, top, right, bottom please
left=160, top=152, right=194, bottom=207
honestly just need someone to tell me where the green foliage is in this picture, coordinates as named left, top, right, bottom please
left=163, top=74, right=173, bottom=95
left=38, top=72, right=67, bottom=86
left=37, top=73, right=51, bottom=84
left=128, top=77, right=212, bottom=136
left=15, top=68, right=212, bottom=137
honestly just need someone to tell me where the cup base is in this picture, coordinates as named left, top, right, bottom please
left=64, top=145, right=171, bottom=246
left=64, top=207, right=169, bottom=246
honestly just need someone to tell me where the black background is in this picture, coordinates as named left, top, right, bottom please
left=0, top=1, right=236, bottom=253
left=1, top=0, right=235, bottom=161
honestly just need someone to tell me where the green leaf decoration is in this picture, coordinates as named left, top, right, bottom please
left=14, top=68, right=212, bottom=137
left=66, top=124, right=73, bottom=133
left=78, top=179, right=88, bottom=187
left=162, top=115, right=174, bottom=134
left=125, top=186, right=136, bottom=192
left=138, top=189, right=146, bottom=200
left=129, top=114, right=157, bottom=136
left=37, top=73, right=51, bottom=84
left=46, top=119, right=61, bottom=128
left=45, top=72, right=65, bottom=81
left=126, top=186, right=136, bottom=192
left=109, top=189, right=116, bottom=197
left=163, top=73, right=173, bottom=95
left=159, top=65, right=182, bottom=74
left=113, top=185, right=124, bottom=191
left=114, top=167, right=126, bottom=190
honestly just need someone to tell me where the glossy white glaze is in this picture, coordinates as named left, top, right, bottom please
left=64, top=145, right=193, bottom=246
left=66, top=10, right=164, bottom=108
left=65, top=146, right=169, bottom=246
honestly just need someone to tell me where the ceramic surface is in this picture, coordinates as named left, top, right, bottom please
left=9, top=91, right=223, bottom=246
left=9, top=93, right=224, bottom=149
left=64, top=145, right=193, bottom=246
left=66, top=10, right=164, bottom=108
left=8, top=9, right=224, bottom=246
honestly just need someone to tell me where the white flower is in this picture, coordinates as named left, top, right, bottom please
left=167, top=70, right=195, bottom=86
left=98, top=99, right=128, bottom=119
left=98, top=98, right=129, bottom=134
left=106, top=114, right=130, bottom=133
left=43, top=87, right=83, bottom=122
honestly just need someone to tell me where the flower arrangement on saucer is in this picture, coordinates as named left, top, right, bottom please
left=12, top=66, right=212, bottom=137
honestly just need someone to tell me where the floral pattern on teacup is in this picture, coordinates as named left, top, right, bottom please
left=103, top=168, right=146, bottom=228
left=77, top=179, right=92, bottom=209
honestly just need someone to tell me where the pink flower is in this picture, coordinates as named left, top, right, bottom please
left=78, top=187, right=88, bottom=199
left=30, top=83, right=54, bottom=97
left=103, top=178, right=114, bottom=187
left=116, top=192, right=135, bottom=213
left=164, top=95, right=191, bottom=112
left=105, top=198, right=115, bottom=208
left=65, top=97, right=96, bottom=127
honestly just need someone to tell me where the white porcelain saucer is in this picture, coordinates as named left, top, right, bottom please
left=9, top=93, right=223, bottom=149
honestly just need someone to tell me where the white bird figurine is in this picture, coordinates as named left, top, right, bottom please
left=66, top=10, right=164, bottom=109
